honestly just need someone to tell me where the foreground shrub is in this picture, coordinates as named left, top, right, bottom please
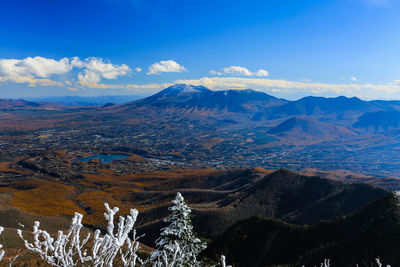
left=17, top=203, right=141, bottom=267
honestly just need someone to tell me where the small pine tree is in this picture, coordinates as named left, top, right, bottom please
left=150, top=192, right=207, bottom=266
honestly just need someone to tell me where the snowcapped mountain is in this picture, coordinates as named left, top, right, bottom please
left=123, top=84, right=288, bottom=113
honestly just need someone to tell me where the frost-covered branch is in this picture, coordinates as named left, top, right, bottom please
left=91, top=203, right=141, bottom=267
left=0, top=226, right=5, bottom=261
left=17, top=212, right=91, bottom=267
left=18, top=203, right=141, bottom=267
left=220, top=255, right=232, bottom=267
left=376, top=258, right=391, bottom=267
left=149, top=241, right=180, bottom=267
left=321, top=259, right=330, bottom=267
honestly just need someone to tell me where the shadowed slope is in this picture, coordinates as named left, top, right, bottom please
left=206, top=192, right=398, bottom=267
left=267, top=117, right=356, bottom=141
left=353, top=110, right=400, bottom=132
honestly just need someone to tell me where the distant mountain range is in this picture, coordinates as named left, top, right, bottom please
left=93, top=84, right=400, bottom=142
left=0, top=98, right=62, bottom=109
left=113, top=84, right=400, bottom=129
left=8, top=84, right=400, bottom=132
left=4, top=83, right=400, bottom=148
left=22, top=95, right=145, bottom=106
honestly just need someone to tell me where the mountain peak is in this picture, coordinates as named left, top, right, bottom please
left=158, top=84, right=211, bottom=97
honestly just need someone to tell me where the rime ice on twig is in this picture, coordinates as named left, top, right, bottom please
left=220, top=255, right=232, bottom=267
left=149, top=241, right=180, bottom=267
left=376, top=258, right=391, bottom=267
left=91, top=203, right=141, bottom=267
left=18, top=203, right=141, bottom=267
left=321, top=259, right=330, bottom=267
left=17, top=212, right=91, bottom=266
left=0, top=226, right=5, bottom=262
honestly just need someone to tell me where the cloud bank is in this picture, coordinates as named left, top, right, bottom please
left=173, top=77, right=400, bottom=100
left=65, top=76, right=400, bottom=100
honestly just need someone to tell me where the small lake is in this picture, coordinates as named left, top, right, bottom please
left=74, top=153, right=130, bottom=163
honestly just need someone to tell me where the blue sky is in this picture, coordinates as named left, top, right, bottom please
left=1, top=0, right=400, bottom=99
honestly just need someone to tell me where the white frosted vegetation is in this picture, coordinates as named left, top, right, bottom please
left=17, top=212, right=90, bottom=266
left=0, top=226, right=4, bottom=261
left=219, top=255, right=231, bottom=267
left=12, top=193, right=208, bottom=267
left=17, top=203, right=141, bottom=267
left=91, top=203, right=141, bottom=267
left=150, top=192, right=207, bottom=267
left=321, top=259, right=330, bottom=267
left=376, top=258, right=391, bottom=267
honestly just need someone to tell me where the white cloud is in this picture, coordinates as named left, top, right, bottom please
left=350, top=76, right=358, bottom=81
left=209, top=70, right=221, bottom=75
left=254, top=69, right=269, bottom=77
left=135, top=67, right=142, bottom=72
left=222, top=66, right=253, bottom=76
left=147, top=60, right=187, bottom=75
left=211, top=66, right=269, bottom=77
left=75, top=57, right=131, bottom=83
left=78, top=70, right=102, bottom=84
left=0, top=57, right=72, bottom=78
left=0, top=56, right=132, bottom=85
